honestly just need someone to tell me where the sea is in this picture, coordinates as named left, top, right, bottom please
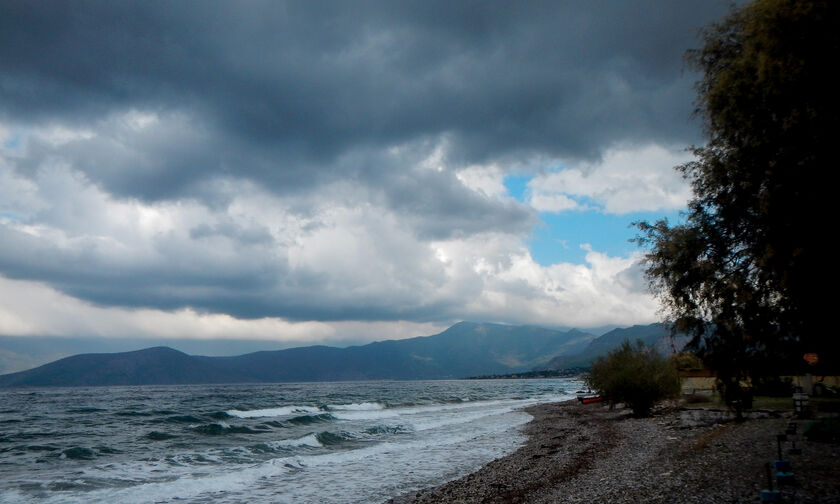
left=0, top=378, right=582, bottom=504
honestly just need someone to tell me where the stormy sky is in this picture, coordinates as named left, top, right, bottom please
left=0, top=1, right=732, bottom=345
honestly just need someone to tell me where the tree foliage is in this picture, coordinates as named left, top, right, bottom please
left=636, top=0, right=839, bottom=409
left=587, top=340, right=680, bottom=417
left=670, top=352, right=704, bottom=370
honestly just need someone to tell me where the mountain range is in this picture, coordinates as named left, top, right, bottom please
left=0, top=321, right=681, bottom=387
left=538, top=322, right=688, bottom=370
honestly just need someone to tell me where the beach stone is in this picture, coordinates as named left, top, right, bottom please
left=387, top=400, right=840, bottom=504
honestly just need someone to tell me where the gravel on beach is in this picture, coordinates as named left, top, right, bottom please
left=389, top=400, right=840, bottom=503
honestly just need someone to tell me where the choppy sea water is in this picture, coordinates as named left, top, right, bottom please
left=0, top=379, right=581, bottom=503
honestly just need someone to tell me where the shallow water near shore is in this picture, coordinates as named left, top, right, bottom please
left=0, top=378, right=581, bottom=503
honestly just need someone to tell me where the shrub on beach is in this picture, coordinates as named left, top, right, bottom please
left=587, top=340, right=680, bottom=417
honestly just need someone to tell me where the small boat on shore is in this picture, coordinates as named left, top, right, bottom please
left=577, top=395, right=603, bottom=404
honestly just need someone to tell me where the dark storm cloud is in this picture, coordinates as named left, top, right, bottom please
left=1, top=0, right=731, bottom=192
left=378, top=167, right=533, bottom=239
left=0, top=222, right=282, bottom=307
left=0, top=0, right=733, bottom=324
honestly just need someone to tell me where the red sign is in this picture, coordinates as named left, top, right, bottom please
left=803, top=353, right=819, bottom=365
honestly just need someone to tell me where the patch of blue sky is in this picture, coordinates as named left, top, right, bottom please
left=503, top=175, right=531, bottom=202
left=3, top=133, right=23, bottom=150
left=528, top=209, right=685, bottom=265
left=504, top=172, right=686, bottom=265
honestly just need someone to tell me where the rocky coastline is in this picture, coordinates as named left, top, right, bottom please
left=388, top=400, right=840, bottom=503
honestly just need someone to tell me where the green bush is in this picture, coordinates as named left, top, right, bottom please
left=587, top=340, right=680, bottom=417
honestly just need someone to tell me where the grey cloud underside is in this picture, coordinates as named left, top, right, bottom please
left=2, top=1, right=729, bottom=186
left=0, top=1, right=730, bottom=323
left=0, top=223, right=460, bottom=321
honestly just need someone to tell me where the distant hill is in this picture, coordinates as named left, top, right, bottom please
left=0, top=335, right=340, bottom=375
left=540, top=323, right=687, bottom=370
left=0, top=322, right=596, bottom=387
left=0, top=347, right=255, bottom=387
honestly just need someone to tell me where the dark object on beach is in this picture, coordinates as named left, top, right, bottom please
left=577, top=395, right=603, bottom=405
left=776, top=471, right=795, bottom=486
left=760, top=463, right=781, bottom=502
left=773, top=444, right=795, bottom=486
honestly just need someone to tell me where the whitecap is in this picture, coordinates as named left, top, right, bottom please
left=326, top=402, right=385, bottom=411
left=226, top=406, right=321, bottom=418
left=268, top=433, right=323, bottom=449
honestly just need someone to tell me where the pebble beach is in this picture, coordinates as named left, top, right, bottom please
left=389, top=400, right=840, bottom=503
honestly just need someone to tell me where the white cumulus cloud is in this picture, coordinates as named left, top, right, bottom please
left=528, top=144, right=693, bottom=214
left=0, top=118, right=665, bottom=342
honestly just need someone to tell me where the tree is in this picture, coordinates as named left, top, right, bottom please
left=587, top=340, right=680, bottom=417
left=636, top=0, right=839, bottom=413
left=670, top=352, right=704, bottom=371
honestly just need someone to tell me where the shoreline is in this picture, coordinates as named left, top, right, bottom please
left=388, top=400, right=840, bottom=503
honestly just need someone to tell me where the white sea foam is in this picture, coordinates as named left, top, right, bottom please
left=408, top=404, right=520, bottom=431
left=329, top=395, right=566, bottom=424
left=11, top=404, right=535, bottom=504
left=326, top=402, right=385, bottom=411
left=268, top=433, right=323, bottom=449
left=330, top=408, right=400, bottom=421
left=0, top=378, right=584, bottom=504
left=226, top=405, right=321, bottom=418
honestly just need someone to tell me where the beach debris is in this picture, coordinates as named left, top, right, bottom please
left=776, top=471, right=795, bottom=486
left=773, top=460, right=790, bottom=472
left=773, top=437, right=795, bottom=487
left=760, top=463, right=781, bottom=502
